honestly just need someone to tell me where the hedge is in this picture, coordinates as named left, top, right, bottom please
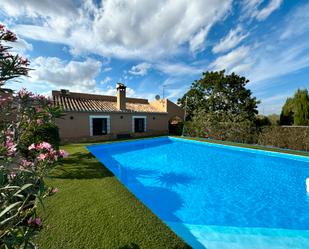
left=258, top=126, right=309, bottom=151
left=185, top=123, right=309, bottom=152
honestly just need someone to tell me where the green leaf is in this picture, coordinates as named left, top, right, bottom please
left=0, top=201, right=22, bottom=223
left=13, top=184, right=33, bottom=197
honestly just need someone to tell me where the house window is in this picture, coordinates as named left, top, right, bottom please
left=89, top=115, right=110, bottom=136
left=132, top=116, right=146, bottom=133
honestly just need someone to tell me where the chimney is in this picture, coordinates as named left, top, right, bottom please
left=116, top=83, right=126, bottom=110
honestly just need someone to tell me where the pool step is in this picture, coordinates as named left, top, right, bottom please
left=167, top=222, right=309, bottom=249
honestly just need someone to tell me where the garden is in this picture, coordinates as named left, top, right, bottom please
left=1, top=23, right=309, bottom=249
left=0, top=25, right=189, bottom=248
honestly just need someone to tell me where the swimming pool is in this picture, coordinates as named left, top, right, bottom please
left=87, top=137, right=309, bottom=249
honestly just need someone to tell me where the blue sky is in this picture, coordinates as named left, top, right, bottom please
left=1, top=0, right=309, bottom=114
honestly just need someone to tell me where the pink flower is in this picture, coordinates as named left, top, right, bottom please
left=36, top=119, right=43, bottom=125
left=59, top=149, right=68, bottom=158
left=35, top=107, right=43, bottom=113
left=20, top=57, right=30, bottom=66
left=35, top=217, right=42, bottom=226
left=52, top=187, right=59, bottom=193
left=34, top=94, right=46, bottom=100
left=36, top=142, right=52, bottom=150
left=20, top=159, right=32, bottom=169
left=5, top=132, right=17, bottom=156
left=18, top=88, right=27, bottom=98
left=41, top=142, right=52, bottom=150
left=18, top=88, right=34, bottom=98
left=37, top=153, right=47, bottom=161
left=28, top=143, right=36, bottom=150
left=5, top=129, right=14, bottom=136
left=0, top=96, right=7, bottom=103
left=49, top=151, right=58, bottom=161
left=27, top=217, right=33, bottom=225
left=28, top=217, right=42, bottom=227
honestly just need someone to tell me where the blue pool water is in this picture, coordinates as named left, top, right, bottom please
left=87, top=137, right=309, bottom=249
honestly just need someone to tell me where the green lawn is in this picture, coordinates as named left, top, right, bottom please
left=37, top=142, right=190, bottom=249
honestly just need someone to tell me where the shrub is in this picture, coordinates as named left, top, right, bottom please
left=0, top=24, right=67, bottom=248
left=185, top=110, right=258, bottom=144
left=19, top=124, right=60, bottom=156
left=258, top=126, right=309, bottom=151
left=184, top=108, right=309, bottom=151
left=169, top=122, right=184, bottom=135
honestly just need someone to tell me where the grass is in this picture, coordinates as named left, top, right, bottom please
left=36, top=143, right=190, bottom=249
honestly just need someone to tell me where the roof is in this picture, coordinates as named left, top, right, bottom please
left=52, top=91, right=167, bottom=114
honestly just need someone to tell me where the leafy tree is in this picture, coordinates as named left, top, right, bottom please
left=178, top=70, right=259, bottom=121
left=185, top=109, right=258, bottom=143
left=280, top=97, right=294, bottom=125
left=255, top=115, right=271, bottom=127
left=267, top=114, right=280, bottom=125
left=294, top=89, right=309, bottom=125
left=279, top=89, right=309, bottom=126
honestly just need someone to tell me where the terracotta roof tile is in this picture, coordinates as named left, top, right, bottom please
left=52, top=91, right=166, bottom=113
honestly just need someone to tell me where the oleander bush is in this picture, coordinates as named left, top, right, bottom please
left=19, top=123, right=60, bottom=157
left=0, top=24, right=67, bottom=248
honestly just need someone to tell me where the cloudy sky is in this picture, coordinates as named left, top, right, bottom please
left=1, top=0, right=309, bottom=114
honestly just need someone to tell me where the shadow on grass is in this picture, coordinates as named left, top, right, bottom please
left=118, top=243, right=191, bottom=249
left=118, top=243, right=140, bottom=249
left=50, top=152, right=114, bottom=179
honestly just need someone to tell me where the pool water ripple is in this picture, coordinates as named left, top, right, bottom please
left=87, top=137, right=309, bottom=249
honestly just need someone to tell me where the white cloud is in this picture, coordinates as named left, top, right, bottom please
left=212, top=26, right=248, bottom=54
left=280, top=3, right=309, bottom=40
left=156, top=62, right=203, bottom=76
left=102, top=67, right=112, bottom=72
left=210, top=46, right=253, bottom=74
left=129, top=62, right=151, bottom=76
left=242, top=0, right=282, bottom=21
left=248, top=42, right=309, bottom=85
left=100, top=76, right=112, bottom=85
left=255, top=0, right=282, bottom=21
left=5, top=37, right=33, bottom=54
left=100, top=85, right=136, bottom=97
left=189, top=25, right=211, bottom=53
left=258, top=93, right=291, bottom=115
left=0, top=0, right=77, bottom=18
left=1, top=0, right=233, bottom=59
left=29, top=57, right=102, bottom=93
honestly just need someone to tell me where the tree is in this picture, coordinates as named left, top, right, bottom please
left=279, top=89, right=309, bottom=126
left=267, top=114, right=280, bottom=125
left=255, top=115, right=271, bottom=127
left=280, top=97, right=294, bottom=125
left=294, top=89, right=309, bottom=125
left=0, top=24, right=30, bottom=87
left=178, top=70, right=259, bottom=121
